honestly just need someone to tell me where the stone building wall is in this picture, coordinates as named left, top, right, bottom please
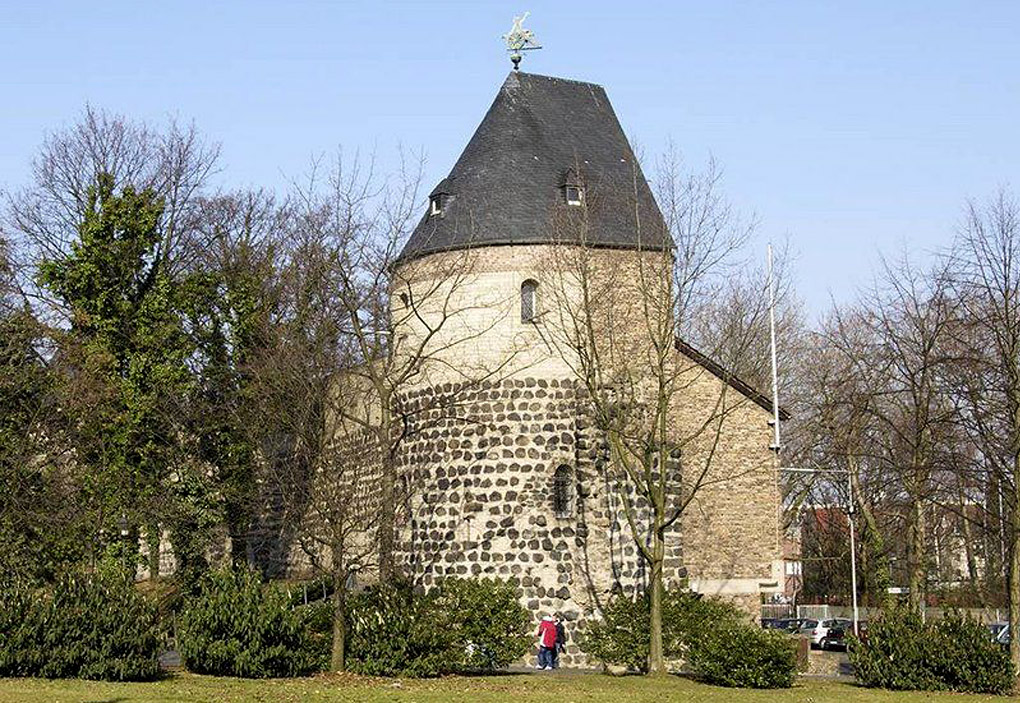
left=392, top=242, right=781, bottom=601
left=389, top=244, right=672, bottom=386
left=391, top=376, right=685, bottom=666
left=300, top=243, right=782, bottom=666
left=671, top=365, right=782, bottom=620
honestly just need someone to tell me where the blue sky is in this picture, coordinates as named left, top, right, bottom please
left=3, top=1, right=1018, bottom=311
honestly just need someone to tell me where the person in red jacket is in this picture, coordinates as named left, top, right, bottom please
left=536, top=614, right=558, bottom=670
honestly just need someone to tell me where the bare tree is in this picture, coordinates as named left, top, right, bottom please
left=953, top=189, right=1020, bottom=685
left=248, top=260, right=373, bottom=671
left=3, top=106, right=219, bottom=319
left=540, top=156, right=763, bottom=675
left=862, top=256, right=958, bottom=609
left=794, top=310, right=894, bottom=605
left=686, top=237, right=805, bottom=399
left=798, top=253, right=961, bottom=611
left=284, top=151, right=523, bottom=584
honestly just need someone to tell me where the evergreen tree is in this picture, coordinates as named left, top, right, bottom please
left=39, top=173, right=193, bottom=567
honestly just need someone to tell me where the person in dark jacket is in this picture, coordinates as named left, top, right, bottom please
left=552, top=613, right=567, bottom=669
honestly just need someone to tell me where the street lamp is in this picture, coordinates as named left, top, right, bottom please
left=780, top=466, right=860, bottom=637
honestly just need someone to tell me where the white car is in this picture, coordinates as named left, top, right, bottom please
left=798, top=618, right=852, bottom=649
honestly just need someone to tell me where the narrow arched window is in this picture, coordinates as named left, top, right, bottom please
left=553, top=465, right=573, bottom=518
left=521, top=279, right=538, bottom=323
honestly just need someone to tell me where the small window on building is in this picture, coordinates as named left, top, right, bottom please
left=429, top=194, right=444, bottom=216
left=521, top=279, right=538, bottom=323
left=553, top=465, right=573, bottom=518
left=565, top=185, right=584, bottom=206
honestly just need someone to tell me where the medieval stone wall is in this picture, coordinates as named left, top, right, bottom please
left=295, top=243, right=783, bottom=666
left=671, top=366, right=782, bottom=620
left=392, top=376, right=684, bottom=666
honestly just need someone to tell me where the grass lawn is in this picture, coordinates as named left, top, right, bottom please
left=0, top=672, right=1010, bottom=703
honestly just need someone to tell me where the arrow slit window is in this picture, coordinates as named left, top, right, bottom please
left=553, top=465, right=573, bottom=518
left=521, top=279, right=538, bottom=323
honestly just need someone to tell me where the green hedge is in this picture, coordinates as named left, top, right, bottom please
left=342, top=578, right=530, bottom=677
left=686, top=622, right=797, bottom=688
left=177, top=568, right=319, bottom=678
left=849, top=608, right=1011, bottom=694
left=434, top=578, right=532, bottom=671
left=581, top=592, right=658, bottom=672
left=343, top=581, right=455, bottom=677
left=298, top=599, right=335, bottom=672
left=0, top=571, right=161, bottom=681
left=581, top=589, right=796, bottom=688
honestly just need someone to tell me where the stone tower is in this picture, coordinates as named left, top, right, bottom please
left=384, top=72, right=782, bottom=665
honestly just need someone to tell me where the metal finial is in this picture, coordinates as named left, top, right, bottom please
left=503, top=12, right=542, bottom=70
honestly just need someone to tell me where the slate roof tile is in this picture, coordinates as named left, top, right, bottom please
left=399, top=71, right=671, bottom=262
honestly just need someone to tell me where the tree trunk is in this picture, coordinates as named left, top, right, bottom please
left=907, top=498, right=926, bottom=612
left=848, top=456, right=891, bottom=606
left=330, top=578, right=346, bottom=672
left=377, top=447, right=396, bottom=583
left=958, top=485, right=978, bottom=586
left=648, top=536, right=666, bottom=676
left=228, top=518, right=249, bottom=568
left=988, top=470, right=1005, bottom=600
left=1010, top=452, right=1020, bottom=692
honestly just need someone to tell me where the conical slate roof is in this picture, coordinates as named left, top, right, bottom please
left=398, top=71, right=671, bottom=262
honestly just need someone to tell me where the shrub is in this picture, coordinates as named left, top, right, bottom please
left=582, top=590, right=744, bottom=674
left=344, top=581, right=457, bottom=677
left=177, top=568, right=318, bottom=678
left=580, top=594, right=650, bottom=672
left=849, top=608, right=1011, bottom=694
left=433, top=578, right=531, bottom=670
left=931, top=613, right=1013, bottom=694
left=0, top=570, right=161, bottom=681
left=344, top=578, right=530, bottom=677
left=581, top=589, right=796, bottom=688
left=686, top=623, right=797, bottom=688
left=298, top=599, right=336, bottom=672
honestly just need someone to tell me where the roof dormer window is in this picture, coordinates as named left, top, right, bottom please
left=561, top=168, right=585, bottom=207
left=429, top=194, right=444, bottom=217
left=565, top=185, right=584, bottom=206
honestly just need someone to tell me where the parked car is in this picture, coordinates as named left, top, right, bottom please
left=819, top=625, right=847, bottom=651
left=996, top=624, right=1010, bottom=648
left=988, top=622, right=1008, bottom=642
left=762, top=617, right=805, bottom=632
left=799, top=618, right=853, bottom=649
left=776, top=617, right=808, bottom=633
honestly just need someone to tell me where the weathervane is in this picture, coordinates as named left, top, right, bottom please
left=503, top=12, right=542, bottom=70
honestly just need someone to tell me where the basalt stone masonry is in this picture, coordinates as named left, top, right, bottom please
left=387, top=377, right=686, bottom=667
